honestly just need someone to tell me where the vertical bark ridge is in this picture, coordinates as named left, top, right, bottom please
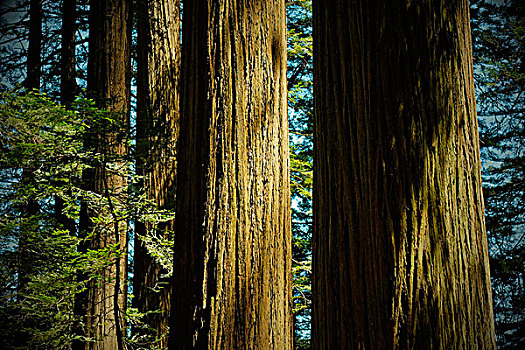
left=170, top=1, right=291, bottom=349
left=77, top=0, right=131, bottom=349
left=135, top=0, right=180, bottom=347
left=313, top=0, right=496, bottom=348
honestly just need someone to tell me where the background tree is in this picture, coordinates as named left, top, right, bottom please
left=313, top=0, right=496, bottom=348
left=55, top=0, right=77, bottom=236
left=286, top=1, right=313, bottom=347
left=76, top=0, right=131, bottom=349
left=0, top=0, right=87, bottom=93
left=25, top=0, right=41, bottom=90
left=169, top=1, right=292, bottom=348
left=17, top=0, right=42, bottom=296
left=60, top=0, right=76, bottom=106
left=134, top=0, right=180, bottom=347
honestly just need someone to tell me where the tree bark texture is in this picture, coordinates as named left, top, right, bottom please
left=76, top=1, right=131, bottom=349
left=312, top=0, right=496, bottom=349
left=169, top=1, right=292, bottom=349
left=134, top=0, right=180, bottom=346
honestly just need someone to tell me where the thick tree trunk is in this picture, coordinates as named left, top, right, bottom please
left=75, top=1, right=131, bottom=349
left=168, top=1, right=292, bottom=349
left=312, top=0, right=496, bottom=348
left=134, top=0, right=180, bottom=346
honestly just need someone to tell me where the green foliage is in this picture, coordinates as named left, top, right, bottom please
left=287, top=0, right=313, bottom=345
left=125, top=305, right=165, bottom=350
left=0, top=91, right=173, bottom=349
left=0, top=91, right=86, bottom=349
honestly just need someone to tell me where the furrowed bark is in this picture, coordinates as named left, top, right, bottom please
left=134, top=0, right=180, bottom=347
left=169, top=1, right=292, bottom=348
left=312, top=0, right=496, bottom=348
left=75, top=1, right=131, bottom=349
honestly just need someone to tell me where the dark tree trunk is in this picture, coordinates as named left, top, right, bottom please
left=312, top=0, right=496, bottom=348
left=55, top=0, right=77, bottom=234
left=58, top=1, right=82, bottom=347
left=25, top=0, right=41, bottom=90
left=61, top=0, right=77, bottom=106
left=168, top=1, right=292, bottom=349
left=134, top=0, right=180, bottom=347
left=18, top=0, right=42, bottom=293
left=75, top=1, right=131, bottom=349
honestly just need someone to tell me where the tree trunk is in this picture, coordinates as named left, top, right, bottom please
left=75, top=1, right=131, bottom=349
left=18, top=0, right=42, bottom=293
left=168, top=1, right=292, bottom=349
left=312, top=0, right=496, bottom=348
left=55, top=0, right=77, bottom=233
left=58, top=2, right=82, bottom=347
left=25, top=0, right=41, bottom=90
left=61, top=0, right=77, bottom=106
left=134, top=0, right=180, bottom=347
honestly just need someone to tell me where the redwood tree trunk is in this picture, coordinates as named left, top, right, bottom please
left=134, top=0, right=180, bottom=346
left=312, top=0, right=496, bottom=348
left=168, top=1, right=292, bottom=349
left=76, top=1, right=131, bottom=349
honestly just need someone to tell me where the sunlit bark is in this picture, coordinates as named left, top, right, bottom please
left=169, top=1, right=292, bottom=348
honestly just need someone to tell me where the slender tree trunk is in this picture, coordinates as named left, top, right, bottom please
left=61, top=0, right=77, bottom=106
left=16, top=2, right=42, bottom=348
left=312, top=0, right=496, bottom=348
left=25, top=0, right=41, bottom=90
left=57, top=2, right=83, bottom=348
left=168, top=1, right=292, bottom=349
left=55, top=0, right=77, bottom=233
left=75, top=1, right=131, bottom=349
left=18, top=0, right=42, bottom=293
left=134, top=0, right=179, bottom=346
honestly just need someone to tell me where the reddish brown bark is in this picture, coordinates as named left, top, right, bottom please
left=169, top=1, right=292, bottom=349
left=134, top=0, right=180, bottom=347
left=75, top=1, right=131, bottom=349
left=313, top=0, right=496, bottom=348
